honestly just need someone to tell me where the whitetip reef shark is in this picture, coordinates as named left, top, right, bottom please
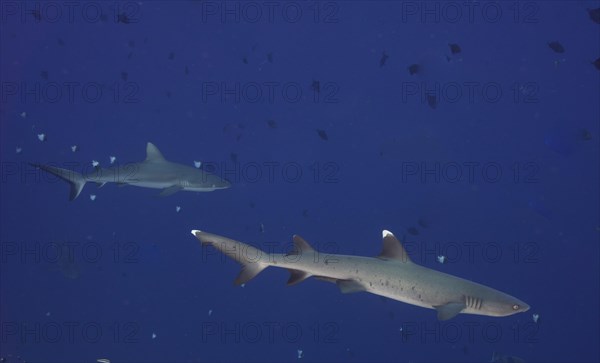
left=191, top=229, right=530, bottom=320
left=32, top=142, right=231, bottom=200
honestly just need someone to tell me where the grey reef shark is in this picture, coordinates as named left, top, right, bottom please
left=32, top=142, right=231, bottom=200
left=191, top=229, right=530, bottom=320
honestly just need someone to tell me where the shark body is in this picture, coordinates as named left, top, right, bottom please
left=33, top=142, right=230, bottom=200
left=191, top=229, right=530, bottom=320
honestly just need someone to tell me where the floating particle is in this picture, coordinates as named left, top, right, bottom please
left=127, top=52, right=133, bottom=60
left=57, top=38, right=65, bottom=46
left=121, top=72, right=128, bottom=81
left=117, top=12, right=131, bottom=24
left=230, top=153, right=238, bottom=163
left=297, top=349, right=303, bottom=359
left=242, top=56, right=248, bottom=64
left=317, top=129, right=328, bottom=141
left=267, top=120, right=277, bottom=128
left=302, top=209, right=309, bottom=217
left=71, top=145, right=78, bottom=152
left=92, top=160, right=100, bottom=168
left=30, top=9, right=41, bottom=20
left=109, top=156, right=116, bottom=164
left=90, top=194, right=97, bottom=201
left=532, top=313, right=540, bottom=323
left=582, top=129, right=592, bottom=141
left=407, top=64, right=419, bottom=75
left=588, top=8, right=600, bottom=24
left=152, top=333, right=157, bottom=339
left=548, top=41, right=565, bottom=53
left=176, top=206, right=181, bottom=213
left=208, top=309, right=213, bottom=316
left=16, top=147, right=22, bottom=154
left=40, top=70, right=48, bottom=80
left=407, top=226, right=419, bottom=236
left=448, top=43, right=461, bottom=54
left=259, top=223, right=265, bottom=233
left=311, top=80, right=320, bottom=93
left=240, top=283, right=245, bottom=288
left=46, top=311, right=51, bottom=316
left=223, top=123, right=245, bottom=141
left=417, top=216, right=429, bottom=228
left=185, top=65, right=189, bottom=75
left=166, top=90, right=172, bottom=98
left=193, top=161, right=202, bottom=168
left=267, top=52, right=273, bottom=63
left=128, top=40, right=135, bottom=48
left=249, top=202, right=255, bottom=208
left=20, top=111, right=27, bottom=118
left=97, top=359, right=111, bottom=363
left=426, top=94, right=437, bottom=109
left=379, top=51, right=389, bottom=67
left=37, top=133, right=46, bottom=142
left=593, top=57, right=600, bottom=70
left=437, top=255, right=446, bottom=264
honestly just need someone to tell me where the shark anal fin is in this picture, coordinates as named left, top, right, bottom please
left=159, top=185, right=183, bottom=197
left=336, top=279, right=367, bottom=294
left=434, top=302, right=466, bottom=321
left=287, top=269, right=310, bottom=286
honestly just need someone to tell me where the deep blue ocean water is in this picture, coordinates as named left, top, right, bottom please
left=1, top=1, right=599, bottom=362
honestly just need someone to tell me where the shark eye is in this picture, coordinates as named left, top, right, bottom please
left=512, top=304, right=520, bottom=310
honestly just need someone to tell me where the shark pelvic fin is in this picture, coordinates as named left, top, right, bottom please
left=434, top=302, right=466, bottom=320
left=287, top=269, right=310, bottom=286
left=336, top=279, right=367, bottom=294
left=159, top=185, right=183, bottom=197
left=145, top=142, right=167, bottom=162
left=378, top=230, right=413, bottom=263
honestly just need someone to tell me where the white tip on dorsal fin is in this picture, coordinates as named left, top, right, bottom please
left=146, top=142, right=166, bottom=162
left=378, top=229, right=412, bottom=263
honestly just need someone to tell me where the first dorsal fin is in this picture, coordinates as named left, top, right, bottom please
left=145, top=142, right=166, bottom=162
left=288, top=235, right=316, bottom=255
left=378, top=230, right=412, bottom=263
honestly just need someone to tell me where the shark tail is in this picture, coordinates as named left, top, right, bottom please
left=191, top=230, right=270, bottom=285
left=31, top=163, right=86, bottom=201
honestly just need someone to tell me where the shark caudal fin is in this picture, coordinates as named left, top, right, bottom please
left=31, top=163, right=86, bottom=201
left=191, top=230, right=269, bottom=285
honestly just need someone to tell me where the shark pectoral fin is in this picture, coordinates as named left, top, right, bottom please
left=287, top=269, right=310, bottom=286
left=159, top=185, right=183, bottom=197
left=336, top=279, right=367, bottom=294
left=434, top=302, right=466, bottom=321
